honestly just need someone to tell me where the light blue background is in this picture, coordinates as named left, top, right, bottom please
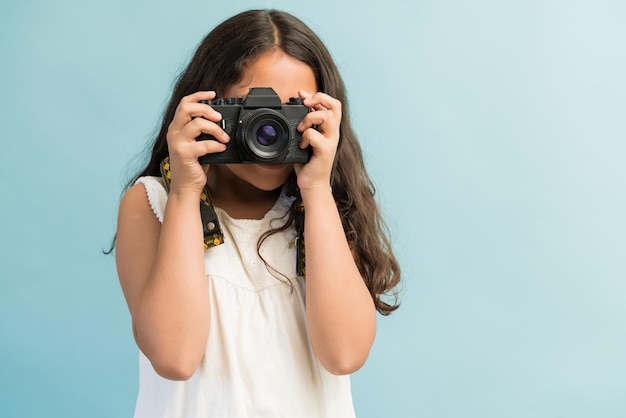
left=1, top=0, right=625, bottom=417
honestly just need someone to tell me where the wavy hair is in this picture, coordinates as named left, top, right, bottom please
left=119, top=9, right=401, bottom=314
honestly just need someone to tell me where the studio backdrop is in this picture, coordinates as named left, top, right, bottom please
left=1, top=0, right=625, bottom=417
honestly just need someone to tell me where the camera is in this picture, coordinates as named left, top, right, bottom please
left=197, top=87, right=311, bottom=164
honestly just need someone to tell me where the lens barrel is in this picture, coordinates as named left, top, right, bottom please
left=238, top=109, right=291, bottom=162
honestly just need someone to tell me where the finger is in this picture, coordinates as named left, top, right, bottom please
left=298, top=110, right=338, bottom=132
left=299, top=90, right=314, bottom=100
left=170, top=91, right=220, bottom=130
left=187, top=102, right=224, bottom=121
left=300, top=91, right=342, bottom=114
left=299, top=110, right=331, bottom=127
left=171, top=102, right=222, bottom=129
left=178, top=91, right=218, bottom=116
left=299, top=90, right=326, bottom=111
left=300, top=128, right=336, bottom=150
left=195, top=137, right=228, bottom=156
left=180, top=90, right=217, bottom=104
left=178, top=117, right=231, bottom=143
left=170, top=133, right=227, bottom=161
left=298, top=131, right=311, bottom=149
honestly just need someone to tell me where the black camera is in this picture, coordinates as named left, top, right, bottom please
left=197, top=87, right=311, bottom=164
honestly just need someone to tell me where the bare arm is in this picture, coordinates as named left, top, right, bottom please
left=301, top=186, right=377, bottom=375
left=115, top=91, right=230, bottom=380
left=296, top=91, right=377, bottom=375
left=116, top=184, right=209, bottom=380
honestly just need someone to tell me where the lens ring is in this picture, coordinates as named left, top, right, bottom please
left=238, top=109, right=290, bottom=162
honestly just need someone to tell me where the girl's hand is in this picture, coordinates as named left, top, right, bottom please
left=166, top=91, right=231, bottom=193
left=295, top=90, right=342, bottom=194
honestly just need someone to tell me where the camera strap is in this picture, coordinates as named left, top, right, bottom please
left=159, top=157, right=306, bottom=276
left=295, top=195, right=306, bottom=276
left=160, top=157, right=225, bottom=249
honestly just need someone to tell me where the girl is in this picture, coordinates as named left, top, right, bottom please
left=115, top=9, right=401, bottom=418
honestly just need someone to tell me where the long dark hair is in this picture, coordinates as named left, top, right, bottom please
left=119, top=9, right=401, bottom=314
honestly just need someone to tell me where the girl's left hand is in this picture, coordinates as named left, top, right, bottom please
left=295, top=90, right=342, bottom=194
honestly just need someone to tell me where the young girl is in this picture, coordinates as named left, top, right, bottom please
left=115, top=9, right=401, bottom=418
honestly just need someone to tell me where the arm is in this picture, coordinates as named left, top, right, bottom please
left=296, top=92, right=377, bottom=375
left=116, top=183, right=209, bottom=380
left=116, top=91, right=230, bottom=380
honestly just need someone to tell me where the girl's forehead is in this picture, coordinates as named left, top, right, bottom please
left=225, top=50, right=317, bottom=101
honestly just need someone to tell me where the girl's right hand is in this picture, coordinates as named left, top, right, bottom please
left=166, top=91, right=231, bottom=193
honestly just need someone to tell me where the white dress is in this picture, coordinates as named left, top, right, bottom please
left=132, top=176, right=356, bottom=418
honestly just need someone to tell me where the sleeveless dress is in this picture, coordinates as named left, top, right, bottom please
left=132, top=176, right=356, bottom=418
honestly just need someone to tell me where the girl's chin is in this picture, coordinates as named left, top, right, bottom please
left=257, top=163, right=290, bottom=171
left=219, top=163, right=294, bottom=192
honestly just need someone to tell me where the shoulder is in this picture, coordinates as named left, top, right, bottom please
left=116, top=180, right=162, bottom=277
left=118, top=183, right=160, bottom=228
left=116, top=181, right=163, bottom=316
left=120, top=176, right=167, bottom=223
left=120, top=182, right=150, bottom=211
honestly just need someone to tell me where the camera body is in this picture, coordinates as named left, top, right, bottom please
left=197, top=87, right=311, bottom=164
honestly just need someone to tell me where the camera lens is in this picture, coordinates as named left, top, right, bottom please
left=238, top=109, right=291, bottom=162
left=256, top=124, right=278, bottom=147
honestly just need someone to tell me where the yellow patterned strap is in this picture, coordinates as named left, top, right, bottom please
left=295, top=195, right=306, bottom=276
left=160, top=157, right=225, bottom=250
